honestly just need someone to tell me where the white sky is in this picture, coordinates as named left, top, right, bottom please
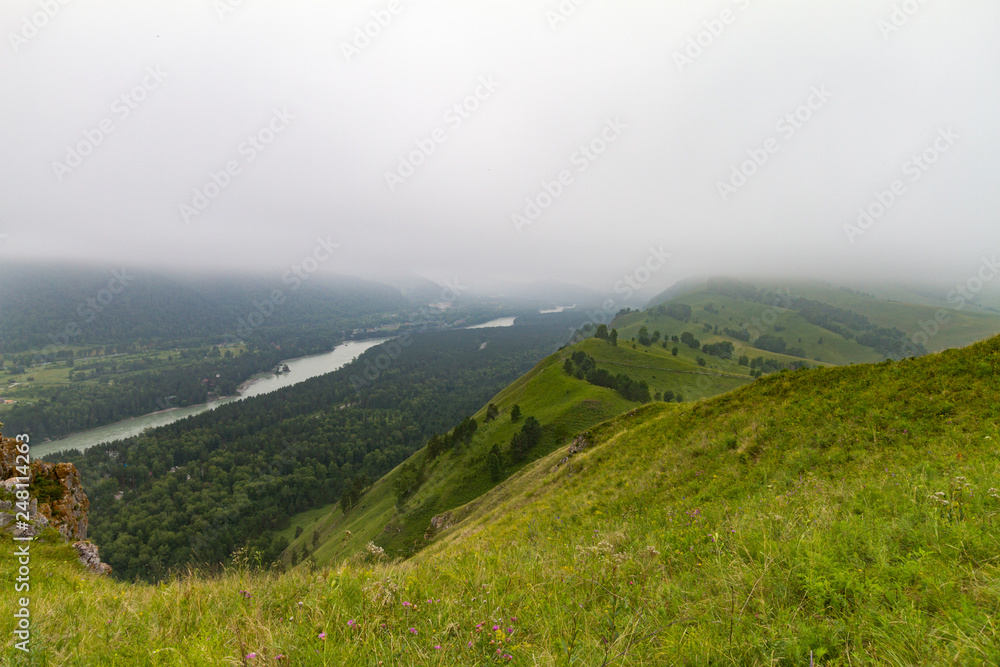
left=1, top=0, right=998, bottom=295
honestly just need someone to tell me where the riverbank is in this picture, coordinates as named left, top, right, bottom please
left=32, top=338, right=391, bottom=459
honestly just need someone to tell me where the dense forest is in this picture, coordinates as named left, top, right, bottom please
left=56, top=316, right=578, bottom=581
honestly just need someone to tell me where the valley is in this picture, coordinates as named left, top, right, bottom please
left=3, top=273, right=1000, bottom=664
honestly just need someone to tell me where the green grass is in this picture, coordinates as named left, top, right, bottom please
left=274, top=503, right=338, bottom=544
left=5, top=335, right=1000, bottom=664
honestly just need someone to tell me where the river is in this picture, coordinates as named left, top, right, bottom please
left=34, top=315, right=528, bottom=458
left=32, top=338, right=389, bottom=459
left=465, top=316, right=518, bottom=329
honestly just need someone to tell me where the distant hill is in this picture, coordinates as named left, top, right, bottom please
left=642, top=277, right=1000, bottom=358
left=0, top=262, right=408, bottom=354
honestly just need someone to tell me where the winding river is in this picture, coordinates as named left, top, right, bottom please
left=32, top=338, right=388, bottom=459
left=33, top=315, right=527, bottom=459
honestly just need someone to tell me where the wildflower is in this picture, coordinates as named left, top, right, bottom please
left=435, top=645, right=442, bottom=650
left=276, top=656, right=287, bottom=661
left=246, top=653, right=257, bottom=659
left=347, top=620, right=356, bottom=627
left=468, top=641, right=474, bottom=647
left=409, top=627, right=417, bottom=634
left=318, top=632, right=327, bottom=640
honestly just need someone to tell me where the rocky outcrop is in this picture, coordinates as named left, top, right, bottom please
left=567, top=434, right=590, bottom=455
left=553, top=433, right=591, bottom=470
left=1, top=436, right=110, bottom=575
left=424, top=511, right=453, bottom=540
left=74, top=540, right=113, bottom=575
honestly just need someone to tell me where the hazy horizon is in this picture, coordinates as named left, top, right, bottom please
left=2, top=1, right=998, bottom=299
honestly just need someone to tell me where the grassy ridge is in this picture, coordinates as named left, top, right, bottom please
left=289, top=346, right=640, bottom=567
left=285, top=336, right=753, bottom=569
left=6, top=335, right=998, bottom=664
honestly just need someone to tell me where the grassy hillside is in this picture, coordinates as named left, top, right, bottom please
left=285, top=337, right=732, bottom=568
left=640, top=278, right=1000, bottom=362
left=785, top=281, right=1000, bottom=352
left=618, top=290, right=881, bottom=366
left=8, top=335, right=999, bottom=664
left=284, top=277, right=1000, bottom=577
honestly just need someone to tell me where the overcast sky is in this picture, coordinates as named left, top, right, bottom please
left=1, top=0, right=998, bottom=295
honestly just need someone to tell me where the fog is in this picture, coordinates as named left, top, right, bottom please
left=1, top=0, right=998, bottom=298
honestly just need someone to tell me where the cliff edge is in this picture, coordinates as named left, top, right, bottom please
left=0, top=435, right=111, bottom=575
